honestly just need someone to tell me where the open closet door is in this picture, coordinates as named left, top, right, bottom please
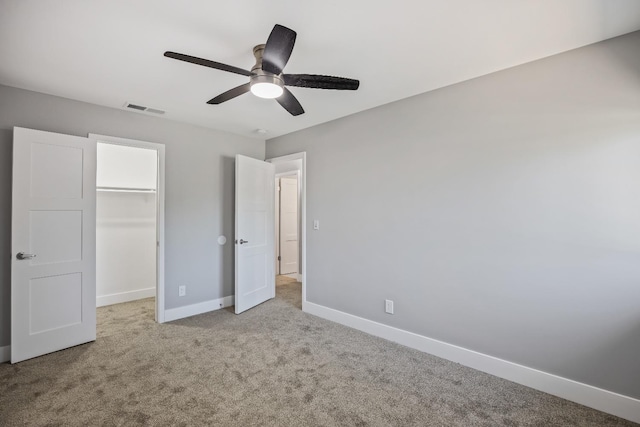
left=11, top=127, right=96, bottom=363
left=235, top=155, right=275, bottom=314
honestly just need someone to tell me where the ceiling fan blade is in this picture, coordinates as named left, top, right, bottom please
left=276, top=88, right=304, bottom=116
left=207, top=83, right=251, bottom=104
left=164, top=51, right=252, bottom=77
left=262, top=24, right=297, bottom=75
left=284, top=74, right=360, bottom=90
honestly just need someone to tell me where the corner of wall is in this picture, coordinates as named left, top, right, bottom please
left=0, top=345, right=10, bottom=363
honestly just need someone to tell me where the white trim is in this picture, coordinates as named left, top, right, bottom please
left=275, top=175, right=280, bottom=277
left=0, top=345, right=10, bottom=363
left=275, top=171, right=298, bottom=178
left=96, top=287, right=156, bottom=307
left=305, top=301, right=640, bottom=424
left=164, top=296, right=234, bottom=322
left=266, top=152, right=306, bottom=308
left=88, top=133, right=166, bottom=323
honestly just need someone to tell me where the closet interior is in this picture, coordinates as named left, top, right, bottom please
left=96, top=142, right=158, bottom=308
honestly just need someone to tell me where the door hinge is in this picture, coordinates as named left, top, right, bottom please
left=277, top=256, right=281, bottom=261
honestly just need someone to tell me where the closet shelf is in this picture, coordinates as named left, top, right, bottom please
left=97, top=186, right=156, bottom=193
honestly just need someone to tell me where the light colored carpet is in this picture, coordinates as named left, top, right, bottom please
left=276, top=275, right=298, bottom=286
left=0, top=282, right=635, bottom=426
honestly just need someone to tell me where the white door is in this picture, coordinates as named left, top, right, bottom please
left=275, top=179, right=280, bottom=276
left=11, top=127, right=96, bottom=363
left=235, top=155, right=275, bottom=314
left=279, top=176, right=299, bottom=275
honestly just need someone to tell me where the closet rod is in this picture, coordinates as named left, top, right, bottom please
left=97, top=186, right=156, bottom=193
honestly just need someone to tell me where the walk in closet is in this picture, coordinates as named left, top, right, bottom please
left=96, top=142, right=158, bottom=307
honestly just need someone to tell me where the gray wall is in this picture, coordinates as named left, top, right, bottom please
left=0, top=85, right=265, bottom=348
left=266, top=31, right=640, bottom=399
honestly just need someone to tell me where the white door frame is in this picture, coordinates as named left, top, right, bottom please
left=266, top=152, right=307, bottom=310
left=88, top=133, right=166, bottom=323
left=275, top=176, right=280, bottom=276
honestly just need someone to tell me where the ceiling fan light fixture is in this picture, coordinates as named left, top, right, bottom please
left=250, top=82, right=283, bottom=99
left=250, top=73, right=284, bottom=99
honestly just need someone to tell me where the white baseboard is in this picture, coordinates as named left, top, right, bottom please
left=0, top=345, right=10, bottom=363
left=97, top=287, right=156, bottom=307
left=304, top=301, right=640, bottom=424
left=164, top=295, right=234, bottom=323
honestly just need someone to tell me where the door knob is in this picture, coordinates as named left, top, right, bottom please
left=16, top=252, right=36, bottom=260
left=239, top=239, right=249, bottom=244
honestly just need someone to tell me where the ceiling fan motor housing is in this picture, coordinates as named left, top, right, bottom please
left=250, top=44, right=284, bottom=90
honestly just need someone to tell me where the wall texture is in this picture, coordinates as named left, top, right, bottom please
left=0, top=85, right=265, bottom=348
left=266, top=31, right=640, bottom=399
left=96, top=191, right=157, bottom=303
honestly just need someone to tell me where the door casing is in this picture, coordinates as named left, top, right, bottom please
left=267, top=152, right=307, bottom=310
left=89, top=133, right=166, bottom=323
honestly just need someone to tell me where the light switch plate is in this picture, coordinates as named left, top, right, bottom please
left=385, top=299, right=394, bottom=314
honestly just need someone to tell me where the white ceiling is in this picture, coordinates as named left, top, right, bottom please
left=1, top=1, right=640, bottom=140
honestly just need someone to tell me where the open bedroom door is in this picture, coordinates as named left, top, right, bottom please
left=234, top=155, right=275, bottom=314
left=11, top=127, right=97, bottom=363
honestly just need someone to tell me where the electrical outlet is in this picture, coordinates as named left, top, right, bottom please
left=179, top=285, right=186, bottom=297
left=385, top=299, right=394, bottom=314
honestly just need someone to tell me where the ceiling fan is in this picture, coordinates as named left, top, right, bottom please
left=164, top=24, right=360, bottom=116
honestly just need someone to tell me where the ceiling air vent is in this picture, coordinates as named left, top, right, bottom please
left=124, top=103, right=165, bottom=115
